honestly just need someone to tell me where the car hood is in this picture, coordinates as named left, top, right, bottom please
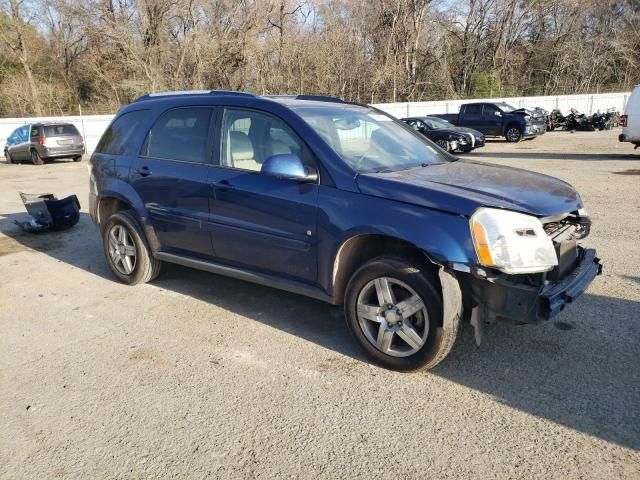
left=356, top=159, right=582, bottom=217
left=512, top=108, right=546, bottom=121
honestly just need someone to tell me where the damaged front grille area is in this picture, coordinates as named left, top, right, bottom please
left=543, top=212, right=591, bottom=242
left=542, top=211, right=591, bottom=281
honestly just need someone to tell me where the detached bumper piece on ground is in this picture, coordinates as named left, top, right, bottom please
left=16, top=192, right=80, bottom=232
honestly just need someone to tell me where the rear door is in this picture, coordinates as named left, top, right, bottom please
left=129, top=107, right=216, bottom=257
left=458, top=104, right=484, bottom=130
left=13, top=125, right=31, bottom=160
left=43, top=124, right=82, bottom=151
left=208, top=107, right=319, bottom=283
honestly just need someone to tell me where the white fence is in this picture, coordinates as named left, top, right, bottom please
left=0, top=92, right=631, bottom=155
left=373, top=92, right=631, bottom=119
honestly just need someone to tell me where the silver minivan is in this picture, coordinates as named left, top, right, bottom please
left=4, top=122, right=85, bottom=165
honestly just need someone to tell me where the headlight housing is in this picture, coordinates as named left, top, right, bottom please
left=470, top=208, right=558, bottom=274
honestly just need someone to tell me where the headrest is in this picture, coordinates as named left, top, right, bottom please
left=230, top=131, right=254, bottom=161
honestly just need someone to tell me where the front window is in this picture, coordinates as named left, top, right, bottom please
left=291, top=104, right=446, bottom=173
left=220, top=108, right=306, bottom=172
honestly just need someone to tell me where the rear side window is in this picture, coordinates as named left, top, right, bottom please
left=44, top=124, right=79, bottom=136
left=464, top=104, right=483, bottom=115
left=30, top=126, right=39, bottom=137
left=142, top=108, right=212, bottom=164
left=96, top=110, right=149, bottom=155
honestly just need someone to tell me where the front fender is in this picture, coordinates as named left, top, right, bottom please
left=317, top=186, right=476, bottom=294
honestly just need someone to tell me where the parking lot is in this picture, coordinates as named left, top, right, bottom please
left=1, top=129, right=639, bottom=478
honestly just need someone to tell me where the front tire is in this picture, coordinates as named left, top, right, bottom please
left=102, top=210, right=162, bottom=285
left=505, top=126, right=522, bottom=142
left=435, top=139, right=449, bottom=152
left=31, top=149, right=44, bottom=165
left=5, top=150, right=13, bottom=163
left=344, top=256, right=458, bottom=371
left=73, top=155, right=82, bottom=162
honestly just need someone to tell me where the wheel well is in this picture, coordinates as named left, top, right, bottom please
left=332, top=234, right=437, bottom=305
left=505, top=123, right=521, bottom=133
left=98, top=197, right=130, bottom=230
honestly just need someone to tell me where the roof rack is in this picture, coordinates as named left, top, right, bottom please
left=134, top=90, right=255, bottom=102
left=295, top=95, right=344, bottom=103
left=263, top=94, right=346, bottom=104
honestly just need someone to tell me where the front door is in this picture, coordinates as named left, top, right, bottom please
left=208, top=108, right=319, bottom=283
left=129, top=107, right=216, bottom=257
left=481, top=104, right=504, bottom=135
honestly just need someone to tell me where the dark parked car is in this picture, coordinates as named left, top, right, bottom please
left=401, top=116, right=485, bottom=152
left=434, top=102, right=546, bottom=142
left=89, top=91, right=600, bottom=371
left=4, top=122, right=84, bottom=165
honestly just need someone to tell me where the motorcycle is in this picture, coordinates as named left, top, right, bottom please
left=565, top=108, right=594, bottom=132
left=547, top=109, right=567, bottom=131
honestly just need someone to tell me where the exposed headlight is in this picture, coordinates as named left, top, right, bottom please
left=470, top=208, right=558, bottom=274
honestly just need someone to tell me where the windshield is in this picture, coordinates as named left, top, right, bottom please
left=496, top=103, right=516, bottom=113
left=290, top=104, right=446, bottom=173
left=423, top=117, right=453, bottom=129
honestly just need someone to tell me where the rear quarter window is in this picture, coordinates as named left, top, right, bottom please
left=96, top=110, right=149, bottom=155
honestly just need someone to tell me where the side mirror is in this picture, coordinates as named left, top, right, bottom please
left=261, top=154, right=318, bottom=183
left=494, top=111, right=502, bottom=117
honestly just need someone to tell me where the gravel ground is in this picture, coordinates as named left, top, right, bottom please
left=1, top=129, right=639, bottom=479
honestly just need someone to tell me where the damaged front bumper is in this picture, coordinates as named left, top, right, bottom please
left=466, top=246, right=602, bottom=325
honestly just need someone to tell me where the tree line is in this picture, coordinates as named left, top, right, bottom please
left=1, top=0, right=639, bottom=117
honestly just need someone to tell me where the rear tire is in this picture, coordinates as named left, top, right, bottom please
left=344, top=256, right=458, bottom=371
left=31, top=149, right=44, bottom=165
left=102, top=210, right=162, bottom=285
left=73, top=155, right=82, bottom=162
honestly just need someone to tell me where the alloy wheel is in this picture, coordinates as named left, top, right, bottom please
left=356, top=277, right=429, bottom=357
left=436, top=139, right=449, bottom=151
left=107, top=225, right=137, bottom=275
left=506, top=127, right=521, bottom=142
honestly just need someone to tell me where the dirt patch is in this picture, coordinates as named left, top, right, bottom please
left=0, top=229, right=65, bottom=255
left=128, top=346, right=175, bottom=368
left=317, top=357, right=361, bottom=375
left=0, top=235, right=30, bottom=256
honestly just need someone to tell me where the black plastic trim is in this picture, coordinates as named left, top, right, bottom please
left=154, top=252, right=334, bottom=304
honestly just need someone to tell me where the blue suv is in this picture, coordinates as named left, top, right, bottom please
left=89, top=91, right=601, bottom=371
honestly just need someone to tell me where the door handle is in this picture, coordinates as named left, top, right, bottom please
left=211, top=179, right=234, bottom=191
left=136, top=166, right=152, bottom=176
